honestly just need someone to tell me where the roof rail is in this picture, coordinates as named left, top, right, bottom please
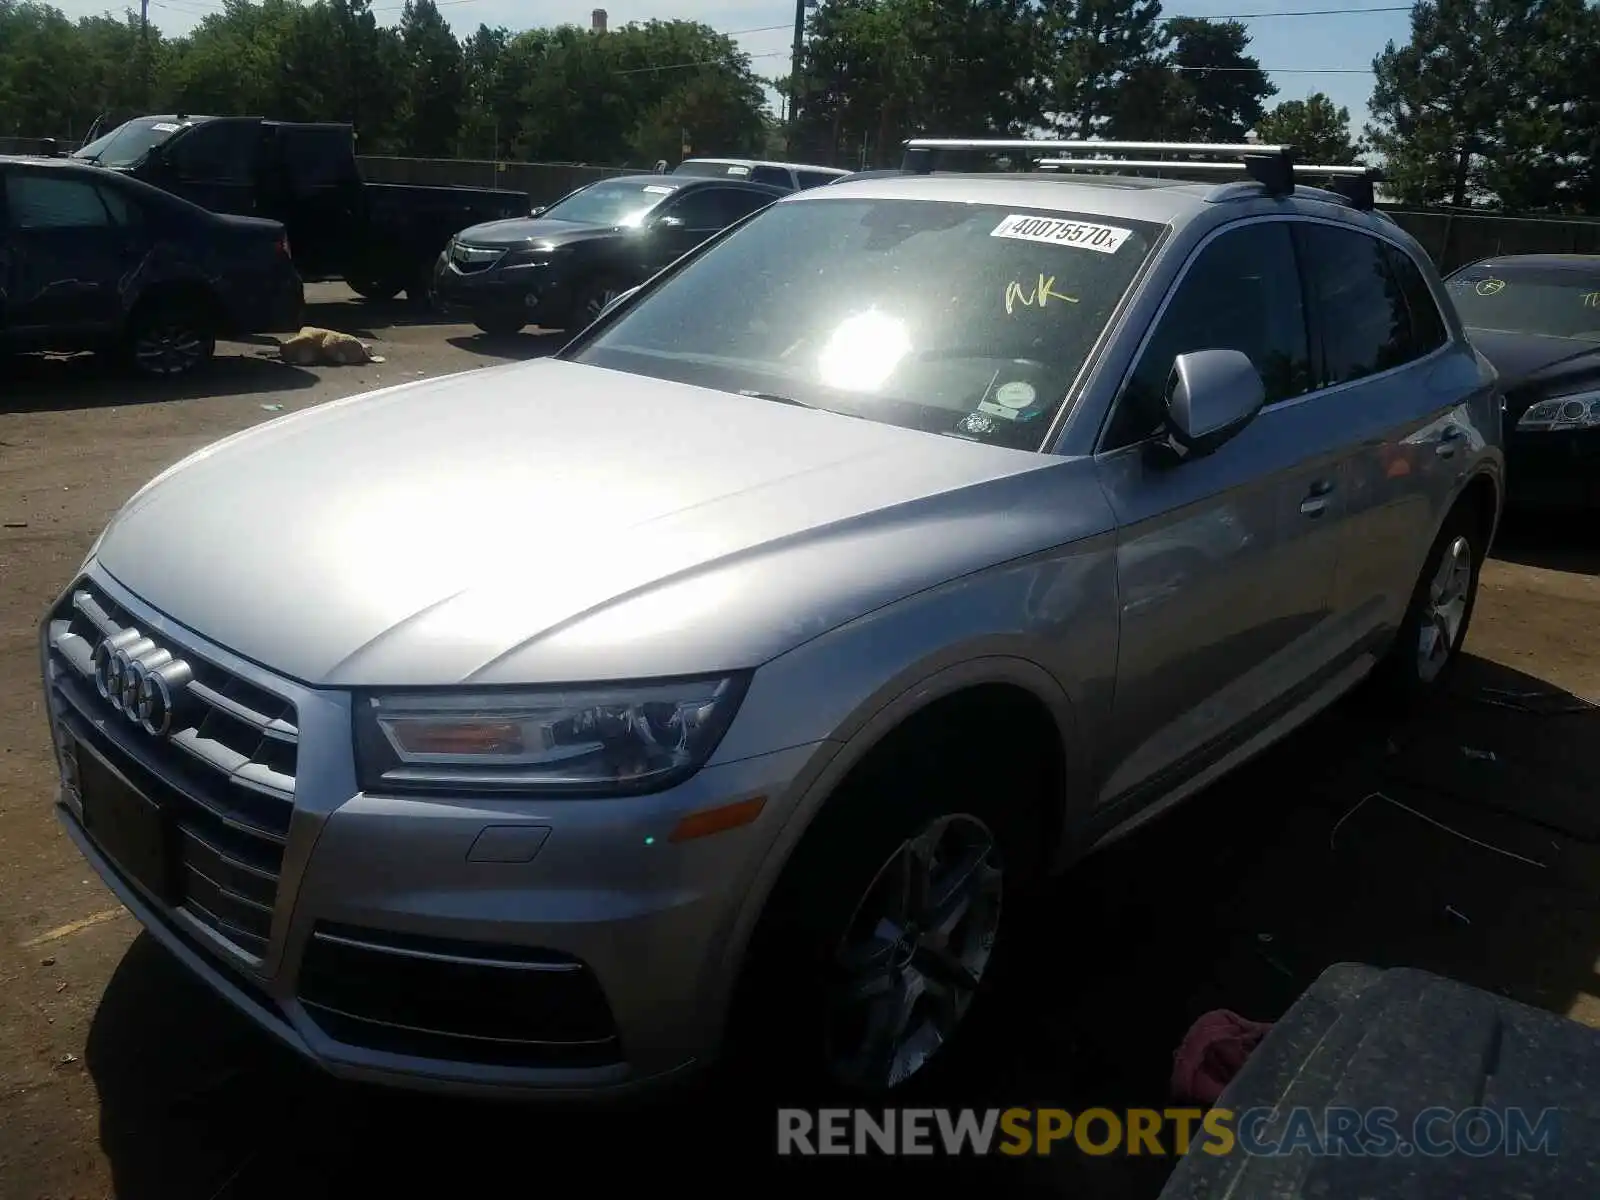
left=900, top=137, right=1384, bottom=210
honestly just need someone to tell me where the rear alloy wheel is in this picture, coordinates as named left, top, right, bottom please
left=126, top=307, right=215, bottom=379
left=572, top=279, right=625, bottom=328
left=825, top=813, right=1004, bottom=1090
left=1370, top=503, right=1484, bottom=704
left=473, top=311, right=526, bottom=337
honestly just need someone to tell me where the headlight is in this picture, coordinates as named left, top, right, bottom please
left=353, top=674, right=749, bottom=796
left=1515, top=391, right=1600, bottom=431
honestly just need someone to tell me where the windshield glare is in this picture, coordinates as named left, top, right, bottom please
left=72, top=117, right=183, bottom=167
left=543, top=179, right=678, bottom=227
left=1446, top=267, right=1600, bottom=341
left=568, top=197, right=1162, bottom=448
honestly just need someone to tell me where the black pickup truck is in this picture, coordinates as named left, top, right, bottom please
left=69, top=115, right=529, bottom=301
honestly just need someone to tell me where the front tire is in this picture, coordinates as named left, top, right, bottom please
left=1370, top=503, right=1484, bottom=704
left=570, top=277, right=627, bottom=330
left=728, top=740, right=1027, bottom=1099
left=123, top=301, right=216, bottom=379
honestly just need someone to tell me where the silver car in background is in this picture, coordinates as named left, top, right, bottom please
left=40, top=138, right=1502, bottom=1100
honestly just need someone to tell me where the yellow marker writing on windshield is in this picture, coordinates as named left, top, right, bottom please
left=1582, top=291, right=1600, bottom=309
left=1005, top=274, right=1079, bottom=315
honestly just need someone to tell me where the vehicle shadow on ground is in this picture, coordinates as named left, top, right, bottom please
left=84, top=656, right=1600, bottom=1200
left=1, top=352, right=318, bottom=415
left=444, top=330, right=566, bottom=360
left=1490, top=510, right=1600, bottom=576
left=300, top=296, right=451, bottom=339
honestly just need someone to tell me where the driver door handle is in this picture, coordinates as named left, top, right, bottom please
left=1436, top=425, right=1466, bottom=458
left=1299, top=478, right=1336, bottom=518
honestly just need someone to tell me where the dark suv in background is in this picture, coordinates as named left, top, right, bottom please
left=2, top=156, right=304, bottom=379
left=431, top=173, right=785, bottom=335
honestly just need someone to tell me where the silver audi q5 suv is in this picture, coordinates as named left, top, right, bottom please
left=41, top=138, right=1503, bottom=1100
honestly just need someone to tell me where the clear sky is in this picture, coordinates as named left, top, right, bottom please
left=56, top=0, right=1414, bottom=141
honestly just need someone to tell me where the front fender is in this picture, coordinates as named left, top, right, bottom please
left=694, top=533, right=1120, bottom=1041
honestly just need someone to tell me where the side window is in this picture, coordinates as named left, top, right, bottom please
left=664, top=187, right=765, bottom=229
left=751, top=165, right=792, bottom=188
left=166, top=124, right=254, bottom=183
left=1295, top=223, right=1410, bottom=386
left=95, top=185, right=143, bottom=228
left=796, top=171, right=837, bottom=190
left=3, top=173, right=113, bottom=230
left=279, top=128, right=357, bottom=187
left=1106, top=221, right=1312, bottom=450
left=1382, top=242, right=1449, bottom=357
left=718, top=188, right=776, bottom=222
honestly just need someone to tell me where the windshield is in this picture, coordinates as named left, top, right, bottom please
left=568, top=197, right=1163, bottom=448
left=1445, top=265, right=1600, bottom=341
left=672, top=160, right=752, bottom=179
left=72, top=117, right=185, bottom=167
left=543, top=179, right=678, bottom=227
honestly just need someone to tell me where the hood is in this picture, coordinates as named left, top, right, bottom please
left=95, top=359, right=1068, bottom=687
left=455, top=216, right=620, bottom=249
left=1468, top=328, right=1600, bottom=392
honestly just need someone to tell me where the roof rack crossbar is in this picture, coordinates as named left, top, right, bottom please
left=902, top=136, right=1383, bottom=210
left=901, top=136, right=1296, bottom=194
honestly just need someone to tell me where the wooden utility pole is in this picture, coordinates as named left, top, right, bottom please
left=786, top=0, right=808, bottom=155
left=139, top=0, right=151, bottom=107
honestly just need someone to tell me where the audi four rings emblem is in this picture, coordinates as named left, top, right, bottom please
left=92, top=630, right=194, bottom=736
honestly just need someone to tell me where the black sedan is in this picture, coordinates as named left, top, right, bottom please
left=1444, top=254, right=1600, bottom=510
left=430, top=174, right=787, bottom=336
left=1, top=155, right=304, bottom=378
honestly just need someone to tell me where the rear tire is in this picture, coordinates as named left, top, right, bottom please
left=122, top=300, right=216, bottom=379
left=727, top=734, right=1032, bottom=1101
left=1368, top=503, right=1484, bottom=706
left=473, top=312, right=526, bottom=337
left=347, top=277, right=402, bottom=302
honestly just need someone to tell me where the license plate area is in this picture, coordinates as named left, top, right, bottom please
left=76, top=742, right=177, bottom=904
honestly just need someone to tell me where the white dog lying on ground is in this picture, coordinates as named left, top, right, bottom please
left=278, top=327, right=385, bottom=366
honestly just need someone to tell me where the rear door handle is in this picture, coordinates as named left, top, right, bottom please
left=1436, top=425, right=1466, bottom=458
left=1299, top=478, right=1336, bottom=518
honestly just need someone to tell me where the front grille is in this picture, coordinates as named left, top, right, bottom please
left=449, top=243, right=505, bottom=274
left=46, top=580, right=297, bottom=960
left=297, top=923, right=623, bottom=1068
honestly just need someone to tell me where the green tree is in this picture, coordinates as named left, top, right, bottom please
left=398, top=0, right=464, bottom=157
left=1162, top=18, right=1276, bottom=141
left=1043, top=0, right=1168, bottom=138
left=795, top=0, right=1044, bottom=166
left=1254, top=92, right=1361, bottom=164
left=1367, top=0, right=1595, bottom=210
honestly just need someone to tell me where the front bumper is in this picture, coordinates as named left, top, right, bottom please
left=430, top=253, right=571, bottom=326
left=41, top=567, right=818, bottom=1099
left=1506, top=427, right=1600, bottom=510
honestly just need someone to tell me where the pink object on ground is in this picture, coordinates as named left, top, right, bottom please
left=1170, top=1009, right=1275, bottom=1105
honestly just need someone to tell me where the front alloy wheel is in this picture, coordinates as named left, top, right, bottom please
left=825, top=813, right=1004, bottom=1090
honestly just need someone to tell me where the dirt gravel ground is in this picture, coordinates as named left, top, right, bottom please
left=2, top=288, right=1598, bottom=1198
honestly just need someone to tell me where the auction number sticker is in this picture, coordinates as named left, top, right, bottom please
left=990, top=214, right=1132, bottom=255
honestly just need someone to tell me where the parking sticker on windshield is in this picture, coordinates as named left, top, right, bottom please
left=151, top=122, right=182, bottom=132
left=643, top=185, right=675, bottom=194
left=991, top=214, right=1133, bottom=255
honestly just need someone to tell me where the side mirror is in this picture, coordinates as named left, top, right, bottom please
left=530, top=205, right=546, bottom=217
left=37, top=137, right=60, bottom=158
left=655, top=215, right=686, bottom=229
left=597, top=286, right=640, bottom=320
left=1160, top=348, right=1265, bottom=460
